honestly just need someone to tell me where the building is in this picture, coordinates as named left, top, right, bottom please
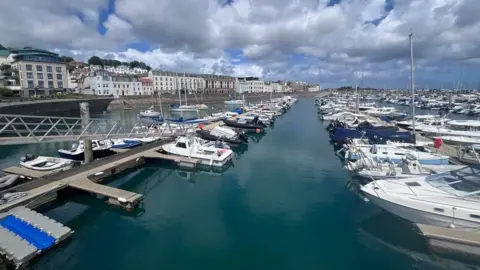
left=4, top=47, right=68, bottom=97
left=307, top=85, right=321, bottom=92
left=263, top=82, right=273, bottom=93
left=0, top=49, right=9, bottom=66
left=149, top=70, right=236, bottom=95
left=91, top=65, right=148, bottom=75
left=140, top=77, right=154, bottom=95
left=80, top=70, right=143, bottom=97
left=237, top=77, right=265, bottom=93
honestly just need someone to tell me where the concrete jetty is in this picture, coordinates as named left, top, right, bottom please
left=0, top=138, right=204, bottom=212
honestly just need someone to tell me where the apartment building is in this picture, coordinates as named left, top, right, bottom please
left=4, top=48, right=67, bottom=96
left=237, top=77, right=265, bottom=93
left=140, top=77, right=154, bottom=95
left=80, top=70, right=142, bottom=97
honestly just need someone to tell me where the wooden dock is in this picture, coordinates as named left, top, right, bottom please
left=0, top=137, right=209, bottom=212
left=416, top=223, right=480, bottom=258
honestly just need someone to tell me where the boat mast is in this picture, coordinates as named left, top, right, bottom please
left=178, top=72, right=182, bottom=106
left=184, top=71, right=188, bottom=106
left=409, top=33, right=416, bottom=139
left=355, top=74, right=359, bottom=113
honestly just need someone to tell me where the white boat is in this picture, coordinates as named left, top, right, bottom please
left=139, top=106, right=162, bottom=117
left=224, top=100, right=244, bottom=105
left=20, top=154, right=75, bottom=172
left=438, top=135, right=480, bottom=146
left=421, top=120, right=480, bottom=138
left=162, top=135, right=234, bottom=167
left=361, top=166, right=480, bottom=232
left=396, top=115, right=437, bottom=129
left=356, top=155, right=464, bottom=180
left=170, top=104, right=209, bottom=112
left=346, top=144, right=450, bottom=165
left=365, top=107, right=398, bottom=117
left=58, top=140, right=112, bottom=161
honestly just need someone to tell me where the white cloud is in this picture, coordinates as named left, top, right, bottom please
left=3, top=0, right=480, bottom=87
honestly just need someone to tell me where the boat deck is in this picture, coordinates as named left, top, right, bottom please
left=203, top=113, right=247, bottom=130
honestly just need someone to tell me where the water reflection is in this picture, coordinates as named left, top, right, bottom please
left=357, top=211, right=480, bottom=270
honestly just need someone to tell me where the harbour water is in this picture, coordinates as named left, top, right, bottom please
left=1, top=98, right=475, bottom=270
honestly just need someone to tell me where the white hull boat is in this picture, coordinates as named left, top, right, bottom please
left=170, top=104, right=209, bottom=112
left=439, top=136, right=480, bottom=146
left=162, top=136, right=234, bottom=167
left=20, top=155, right=75, bottom=172
left=361, top=166, right=480, bottom=232
left=224, top=100, right=244, bottom=105
left=139, top=106, right=162, bottom=117
left=58, top=140, right=112, bottom=161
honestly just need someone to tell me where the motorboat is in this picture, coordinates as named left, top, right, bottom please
left=139, top=106, right=162, bottom=118
left=169, top=104, right=209, bottom=112
left=161, top=135, right=234, bottom=167
left=421, top=120, right=480, bottom=138
left=355, top=155, right=465, bottom=180
left=223, top=116, right=267, bottom=130
left=346, top=144, right=450, bottom=165
left=123, top=137, right=161, bottom=144
left=110, top=139, right=143, bottom=149
left=20, top=154, right=75, bottom=172
left=438, top=135, right=480, bottom=146
left=365, top=107, right=398, bottom=117
left=0, top=175, right=21, bottom=190
left=396, top=115, right=437, bottom=129
left=224, top=99, right=244, bottom=105
left=58, top=140, right=112, bottom=161
left=196, top=126, right=248, bottom=146
left=361, top=166, right=480, bottom=232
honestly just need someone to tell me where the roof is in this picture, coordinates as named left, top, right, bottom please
left=0, top=50, right=9, bottom=57
left=10, top=48, right=58, bottom=57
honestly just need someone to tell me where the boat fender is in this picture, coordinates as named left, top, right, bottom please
left=118, top=197, right=127, bottom=203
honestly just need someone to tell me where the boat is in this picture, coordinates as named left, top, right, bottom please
left=196, top=126, right=248, bottom=146
left=161, top=135, right=234, bottom=167
left=139, top=106, right=162, bottom=119
left=222, top=116, right=267, bottom=130
left=20, top=154, right=75, bottom=172
left=169, top=104, right=209, bottom=112
left=109, top=139, right=143, bottom=149
left=224, top=99, right=244, bottom=105
left=58, top=140, right=112, bottom=161
left=346, top=144, right=450, bottom=165
left=0, top=175, right=21, bottom=190
left=421, top=120, right=480, bottom=138
left=361, top=166, right=480, bottom=232
left=438, top=135, right=480, bottom=146
left=355, top=155, right=465, bottom=180
left=396, top=115, right=437, bottom=129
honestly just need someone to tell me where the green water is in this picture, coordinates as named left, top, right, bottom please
left=1, top=98, right=470, bottom=270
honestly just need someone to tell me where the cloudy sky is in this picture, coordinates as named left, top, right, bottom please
left=1, top=0, right=480, bottom=88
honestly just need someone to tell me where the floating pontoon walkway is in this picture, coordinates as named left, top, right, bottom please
left=0, top=206, right=73, bottom=267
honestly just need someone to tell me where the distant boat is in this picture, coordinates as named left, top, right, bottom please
left=170, top=104, right=209, bottom=112
left=139, top=106, right=162, bottom=117
left=58, top=140, right=112, bottom=161
left=224, top=99, right=244, bottom=105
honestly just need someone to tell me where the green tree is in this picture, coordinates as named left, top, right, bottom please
left=0, top=88, right=14, bottom=97
left=60, top=56, right=75, bottom=63
left=87, top=56, right=103, bottom=66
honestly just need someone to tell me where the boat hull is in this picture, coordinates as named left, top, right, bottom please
left=363, top=192, right=480, bottom=232
left=196, top=130, right=247, bottom=146
left=57, top=149, right=112, bottom=161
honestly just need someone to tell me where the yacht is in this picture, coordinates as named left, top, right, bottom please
left=361, top=166, right=480, bottom=232
left=346, top=144, right=450, bottom=165
left=170, top=104, right=209, bottom=112
left=421, top=120, right=480, bottom=138
left=58, top=140, right=112, bottom=161
left=396, top=115, right=437, bottom=129
left=162, top=136, right=234, bottom=167
left=139, top=106, right=162, bottom=118
left=365, top=107, right=398, bottom=117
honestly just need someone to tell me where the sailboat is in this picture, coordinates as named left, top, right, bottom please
left=139, top=93, right=163, bottom=121
left=170, top=72, right=209, bottom=112
left=224, top=78, right=244, bottom=105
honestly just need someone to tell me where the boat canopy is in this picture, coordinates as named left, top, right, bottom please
left=426, top=166, right=480, bottom=197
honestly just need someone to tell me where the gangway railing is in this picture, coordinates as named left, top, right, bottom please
left=0, top=114, right=193, bottom=145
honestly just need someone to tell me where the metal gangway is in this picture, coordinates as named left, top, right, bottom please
left=0, top=114, right=193, bottom=145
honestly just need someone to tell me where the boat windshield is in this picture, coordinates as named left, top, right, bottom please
left=426, top=167, right=480, bottom=198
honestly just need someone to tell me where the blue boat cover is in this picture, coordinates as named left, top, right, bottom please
left=0, top=215, right=55, bottom=250
left=333, top=128, right=413, bottom=143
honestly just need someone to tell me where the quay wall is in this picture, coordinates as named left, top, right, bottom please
left=109, top=91, right=321, bottom=109
left=0, top=98, right=113, bottom=116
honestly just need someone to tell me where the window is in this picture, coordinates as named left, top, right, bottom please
left=27, top=80, right=34, bottom=88
left=176, top=142, right=187, bottom=149
left=47, top=74, right=53, bottom=80
left=56, top=67, right=62, bottom=73
left=46, top=66, right=52, bottom=73
left=27, top=72, right=33, bottom=79
left=37, top=73, right=43, bottom=79
left=48, top=81, right=54, bottom=88
left=58, top=81, right=63, bottom=88
left=406, top=182, right=421, bottom=187
left=36, top=65, right=42, bottom=71
left=38, top=81, right=44, bottom=88
left=57, top=74, right=62, bottom=80
left=471, top=214, right=480, bottom=219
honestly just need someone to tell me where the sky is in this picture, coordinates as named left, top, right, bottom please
left=1, top=0, right=480, bottom=88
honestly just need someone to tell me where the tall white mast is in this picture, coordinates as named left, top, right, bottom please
left=184, top=71, right=188, bottom=106
left=409, top=33, right=416, bottom=138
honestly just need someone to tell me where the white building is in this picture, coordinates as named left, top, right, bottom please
left=149, top=70, right=206, bottom=94
left=238, top=77, right=265, bottom=93
left=263, top=83, right=273, bottom=92
left=80, top=70, right=143, bottom=97
left=307, top=85, right=321, bottom=92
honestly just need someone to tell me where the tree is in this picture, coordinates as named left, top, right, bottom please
left=0, top=88, right=14, bottom=97
left=87, top=56, right=103, bottom=66
left=60, top=56, right=74, bottom=63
